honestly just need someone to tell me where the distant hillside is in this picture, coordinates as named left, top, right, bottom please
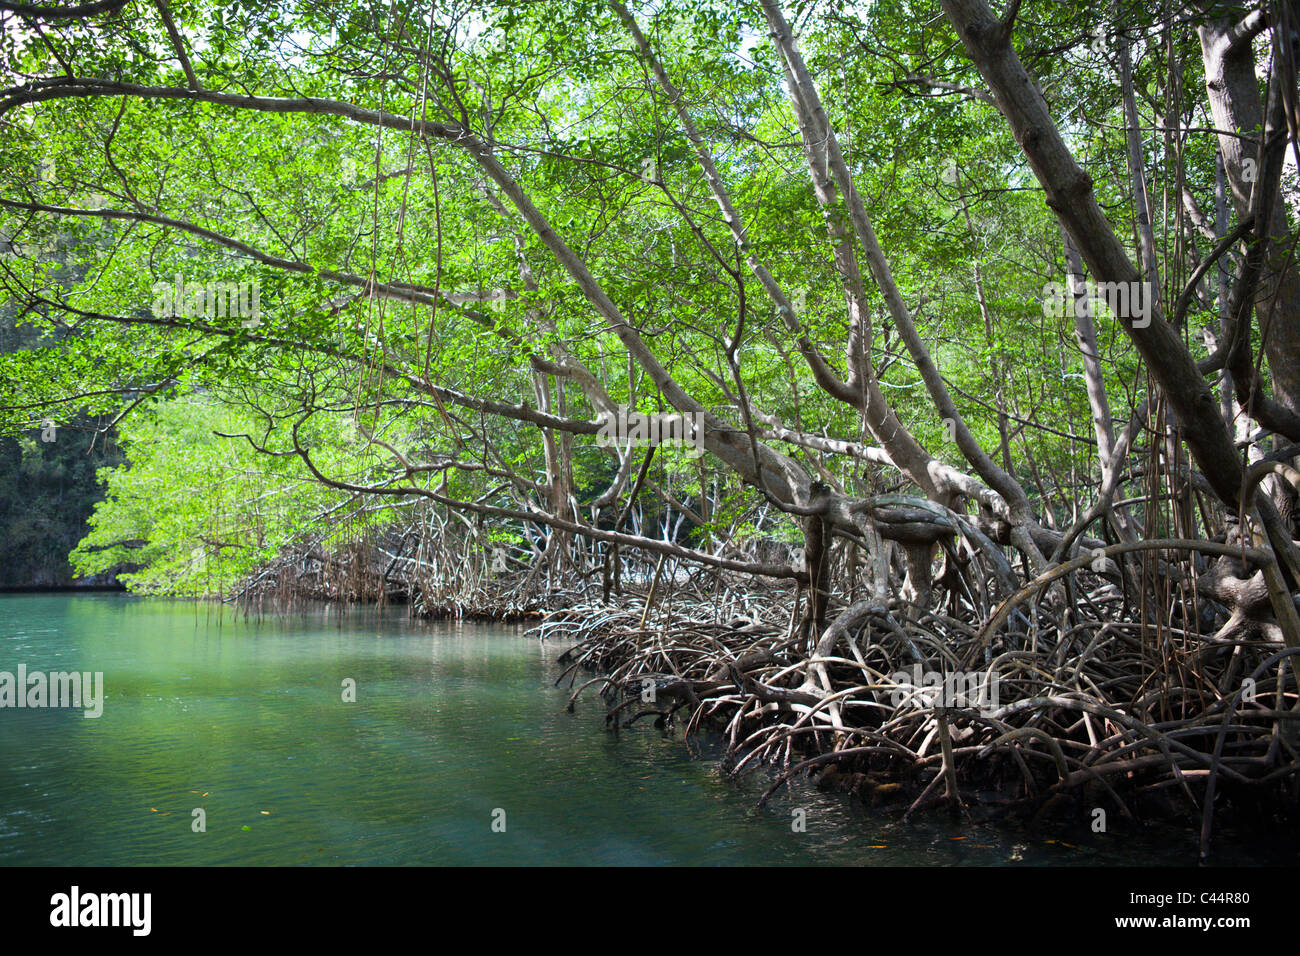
left=0, top=426, right=126, bottom=588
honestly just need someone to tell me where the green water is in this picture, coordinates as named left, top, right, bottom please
left=0, top=593, right=1286, bottom=865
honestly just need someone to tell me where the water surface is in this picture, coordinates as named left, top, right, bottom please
left=0, top=594, right=1286, bottom=865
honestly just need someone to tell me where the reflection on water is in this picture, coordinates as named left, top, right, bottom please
left=0, top=594, right=1287, bottom=865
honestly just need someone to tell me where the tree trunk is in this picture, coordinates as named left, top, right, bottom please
left=1199, top=14, right=1300, bottom=416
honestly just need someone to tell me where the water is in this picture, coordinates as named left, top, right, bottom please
left=0, top=594, right=1286, bottom=865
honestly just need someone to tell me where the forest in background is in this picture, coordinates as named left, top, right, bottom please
left=0, top=308, right=124, bottom=586
left=3, top=0, right=1300, bottom=850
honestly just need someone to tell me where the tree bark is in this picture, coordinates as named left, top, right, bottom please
left=1199, top=13, right=1300, bottom=416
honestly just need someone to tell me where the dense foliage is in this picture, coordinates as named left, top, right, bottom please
left=0, top=0, right=1293, bottom=611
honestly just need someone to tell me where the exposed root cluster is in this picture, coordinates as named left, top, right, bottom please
left=536, top=563, right=1300, bottom=859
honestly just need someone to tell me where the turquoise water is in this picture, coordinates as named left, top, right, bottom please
left=0, top=593, right=1286, bottom=865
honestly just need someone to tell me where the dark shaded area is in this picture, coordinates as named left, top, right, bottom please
left=0, top=423, right=126, bottom=587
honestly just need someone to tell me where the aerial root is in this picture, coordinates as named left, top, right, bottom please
left=532, top=564, right=1300, bottom=852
